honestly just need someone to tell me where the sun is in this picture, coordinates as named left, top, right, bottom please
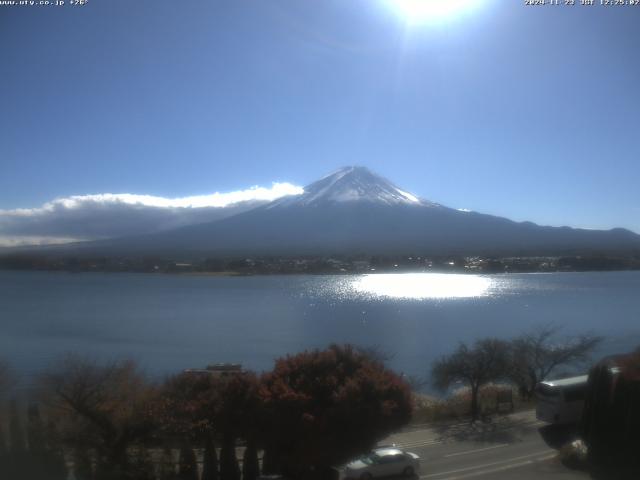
left=387, top=0, right=484, bottom=24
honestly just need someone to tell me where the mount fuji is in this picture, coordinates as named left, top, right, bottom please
left=33, top=166, right=640, bottom=257
left=269, top=166, right=427, bottom=207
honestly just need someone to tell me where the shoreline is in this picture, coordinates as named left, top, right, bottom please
left=1, top=266, right=639, bottom=276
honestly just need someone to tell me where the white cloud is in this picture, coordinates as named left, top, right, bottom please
left=0, top=182, right=303, bottom=247
left=0, top=235, right=82, bottom=247
left=5, top=182, right=303, bottom=215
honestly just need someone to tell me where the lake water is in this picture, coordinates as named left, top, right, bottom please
left=1, top=270, right=639, bottom=389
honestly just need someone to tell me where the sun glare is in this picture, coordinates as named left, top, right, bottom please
left=353, top=273, right=491, bottom=300
left=387, top=0, right=484, bottom=24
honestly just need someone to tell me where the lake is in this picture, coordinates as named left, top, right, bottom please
left=1, top=270, right=639, bottom=389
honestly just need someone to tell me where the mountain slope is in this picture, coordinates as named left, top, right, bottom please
left=60, top=166, right=640, bottom=258
left=269, top=166, right=428, bottom=207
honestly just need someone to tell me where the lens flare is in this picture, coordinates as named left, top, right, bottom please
left=387, top=0, right=484, bottom=24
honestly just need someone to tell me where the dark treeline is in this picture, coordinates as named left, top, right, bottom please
left=0, top=345, right=413, bottom=480
left=1, top=252, right=639, bottom=275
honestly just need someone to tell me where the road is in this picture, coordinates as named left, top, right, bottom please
left=374, top=410, right=588, bottom=480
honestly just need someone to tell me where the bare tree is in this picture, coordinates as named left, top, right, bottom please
left=39, top=355, right=158, bottom=480
left=432, top=338, right=511, bottom=422
left=509, top=325, right=602, bottom=400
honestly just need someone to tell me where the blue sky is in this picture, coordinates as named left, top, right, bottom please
left=1, top=0, right=639, bottom=239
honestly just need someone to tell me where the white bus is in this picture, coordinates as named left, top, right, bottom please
left=535, top=374, right=588, bottom=425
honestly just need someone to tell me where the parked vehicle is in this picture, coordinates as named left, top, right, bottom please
left=343, top=447, right=420, bottom=479
left=535, top=374, right=588, bottom=425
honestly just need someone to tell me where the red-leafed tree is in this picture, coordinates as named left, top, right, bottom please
left=215, top=372, right=261, bottom=480
left=159, top=370, right=263, bottom=480
left=260, top=344, right=413, bottom=480
left=158, top=371, right=219, bottom=439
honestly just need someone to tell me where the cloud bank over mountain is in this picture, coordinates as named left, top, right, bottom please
left=0, top=183, right=303, bottom=247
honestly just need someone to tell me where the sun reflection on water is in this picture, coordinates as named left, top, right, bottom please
left=351, top=273, right=492, bottom=300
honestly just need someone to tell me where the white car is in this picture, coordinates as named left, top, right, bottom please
left=344, top=447, right=420, bottom=479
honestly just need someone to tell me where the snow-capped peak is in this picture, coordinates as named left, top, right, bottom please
left=271, top=166, right=437, bottom=208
